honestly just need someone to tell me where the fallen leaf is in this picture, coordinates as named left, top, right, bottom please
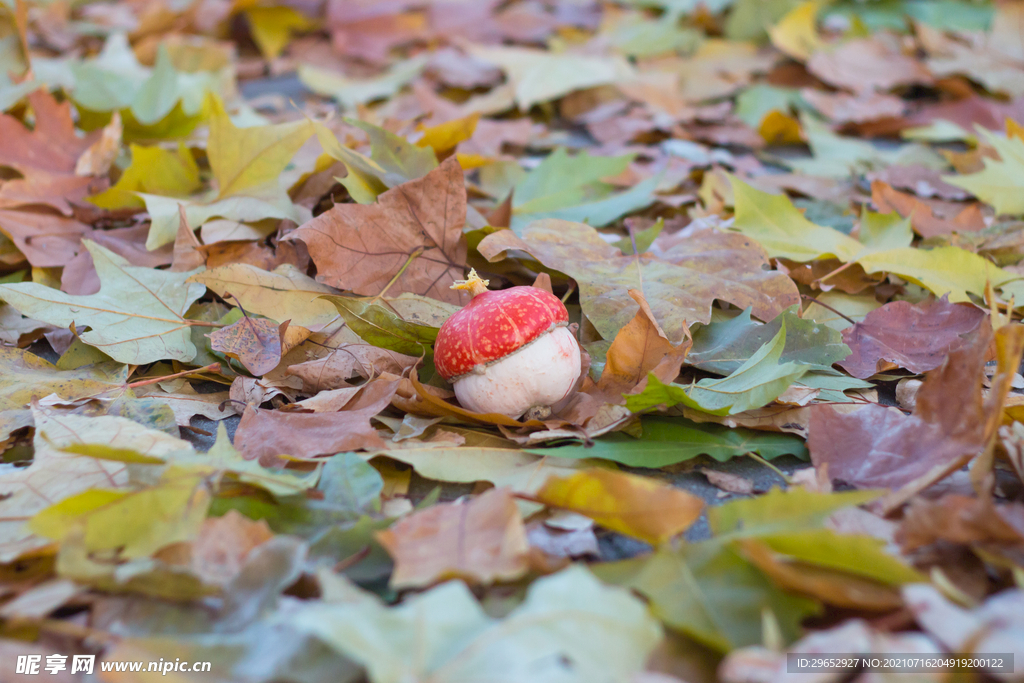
left=288, top=156, right=469, bottom=305
left=809, top=325, right=991, bottom=490
left=767, top=1, right=822, bottom=62
left=535, top=468, right=703, bottom=545
left=944, top=127, right=1024, bottom=216
left=590, top=289, right=692, bottom=402
left=806, top=37, right=933, bottom=93
left=290, top=565, right=662, bottom=683
left=286, top=344, right=418, bottom=392
left=0, top=241, right=205, bottom=363
left=530, top=416, right=807, bottom=468
left=210, top=316, right=290, bottom=376
left=689, top=307, right=849, bottom=376
left=376, top=487, right=529, bottom=589
left=0, top=89, right=99, bottom=175
left=897, top=494, right=1024, bottom=552
left=626, top=324, right=811, bottom=415
left=155, top=509, right=273, bottom=586
left=188, top=263, right=344, bottom=331
left=837, top=295, right=987, bottom=379
left=235, top=378, right=398, bottom=465
left=871, top=180, right=986, bottom=237
left=479, top=219, right=799, bottom=341
left=468, top=44, right=634, bottom=110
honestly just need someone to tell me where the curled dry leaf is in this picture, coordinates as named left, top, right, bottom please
left=376, top=486, right=530, bottom=589
left=286, top=344, right=418, bottom=392
left=234, top=378, right=399, bottom=465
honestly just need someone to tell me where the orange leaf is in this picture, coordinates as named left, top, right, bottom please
left=376, top=487, right=529, bottom=589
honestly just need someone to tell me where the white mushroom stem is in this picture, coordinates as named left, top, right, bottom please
left=452, top=326, right=582, bottom=417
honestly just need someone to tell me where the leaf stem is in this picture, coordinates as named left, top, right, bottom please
left=746, top=451, right=792, bottom=485
left=373, top=246, right=425, bottom=303
left=127, top=363, right=221, bottom=389
left=800, top=294, right=857, bottom=325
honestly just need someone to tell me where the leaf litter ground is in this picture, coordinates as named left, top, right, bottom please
left=2, top=1, right=1024, bottom=682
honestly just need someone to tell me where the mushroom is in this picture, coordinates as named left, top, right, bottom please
left=434, top=270, right=582, bottom=418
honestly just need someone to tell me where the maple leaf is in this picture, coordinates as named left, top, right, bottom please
left=837, top=296, right=987, bottom=379
left=479, top=218, right=799, bottom=341
left=376, top=487, right=530, bottom=589
left=0, top=241, right=205, bottom=364
left=944, top=128, right=1024, bottom=215
left=0, top=89, right=98, bottom=175
left=288, top=156, right=469, bottom=305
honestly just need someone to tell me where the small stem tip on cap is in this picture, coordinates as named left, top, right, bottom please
left=451, top=268, right=490, bottom=297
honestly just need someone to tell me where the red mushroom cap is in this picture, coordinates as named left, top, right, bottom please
left=434, top=286, right=570, bottom=379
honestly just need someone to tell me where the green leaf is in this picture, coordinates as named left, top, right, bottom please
left=709, top=487, right=883, bottom=537
left=858, top=210, right=913, bottom=252
left=0, top=241, right=205, bottom=364
left=734, top=83, right=803, bottom=127
left=594, top=543, right=818, bottom=652
left=626, top=324, right=811, bottom=415
left=528, top=416, right=807, bottom=467
left=614, top=218, right=664, bottom=255
left=760, top=529, right=925, bottom=584
left=287, top=565, right=662, bottom=683
left=346, top=118, right=438, bottom=186
left=318, top=453, right=383, bottom=515
left=689, top=308, right=850, bottom=375
left=321, top=296, right=439, bottom=357
left=510, top=149, right=658, bottom=228
left=514, top=149, right=633, bottom=212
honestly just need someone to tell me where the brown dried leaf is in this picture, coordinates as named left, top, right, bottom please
left=286, top=344, right=418, bottom=393
left=210, top=317, right=289, bottom=376
left=871, top=181, right=985, bottom=238
left=479, top=221, right=799, bottom=341
left=235, top=378, right=399, bottom=465
left=0, top=209, right=92, bottom=268
left=807, top=38, right=933, bottom=93
left=589, top=289, right=692, bottom=403
left=837, top=296, right=987, bottom=379
left=375, top=487, right=530, bottom=589
left=288, top=155, right=469, bottom=305
left=154, top=510, right=274, bottom=586
left=896, top=494, right=1024, bottom=552
left=800, top=89, right=906, bottom=124
left=809, top=326, right=993, bottom=492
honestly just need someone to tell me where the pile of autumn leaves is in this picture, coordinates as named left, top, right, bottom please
left=6, top=2, right=1024, bottom=682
